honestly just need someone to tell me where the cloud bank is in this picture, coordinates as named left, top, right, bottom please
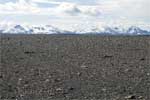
left=0, top=0, right=149, bottom=28
left=0, top=0, right=149, bottom=18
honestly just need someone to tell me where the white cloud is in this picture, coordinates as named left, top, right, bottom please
left=0, top=0, right=102, bottom=17
left=98, top=0, right=150, bottom=18
left=56, top=2, right=101, bottom=17
left=0, top=0, right=40, bottom=14
left=31, top=0, right=61, bottom=4
left=80, top=6, right=101, bottom=16
left=57, top=2, right=81, bottom=16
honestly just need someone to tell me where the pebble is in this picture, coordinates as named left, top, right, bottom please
left=54, top=78, right=61, bottom=82
left=138, top=96, right=143, bottom=99
left=80, top=65, right=88, bottom=68
left=18, top=78, right=22, bottom=81
left=102, top=88, right=106, bottom=92
left=77, top=72, right=82, bottom=76
left=125, top=69, right=130, bottom=72
left=45, top=79, right=50, bottom=82
left=125, top=95, right=136, bottom=99
left=56, top=88, right=62, bottom=91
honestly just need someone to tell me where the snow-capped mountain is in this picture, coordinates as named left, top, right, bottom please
left=126, top=26, right=150, bottom=35
left=0, top=24, right=149, bottom=35
left=3, top=25, right=28, bottom=34
left=0, top=24, right=64, bottom=34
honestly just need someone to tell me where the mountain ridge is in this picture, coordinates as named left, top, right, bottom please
left=0, top=24, right=150, bottom=35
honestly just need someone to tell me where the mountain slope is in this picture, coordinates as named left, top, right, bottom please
left=0, top=24, right=149, bottom=35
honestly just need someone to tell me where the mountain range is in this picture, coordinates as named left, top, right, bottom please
left=0, top=24, right=150, bottom=35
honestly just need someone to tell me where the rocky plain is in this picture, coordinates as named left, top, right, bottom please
left=0, top=34, right=150, bottom=100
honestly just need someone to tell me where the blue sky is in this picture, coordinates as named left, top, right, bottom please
left=0, top=0, right=150, bottom=29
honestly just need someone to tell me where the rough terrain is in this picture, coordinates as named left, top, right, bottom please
left=0, top=34, right=150, bottom=100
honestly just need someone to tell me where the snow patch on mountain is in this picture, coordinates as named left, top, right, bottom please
left=0, top=24, right=150, bottom=35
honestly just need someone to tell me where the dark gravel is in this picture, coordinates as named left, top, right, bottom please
left=0, top=34, right=150, bottom=100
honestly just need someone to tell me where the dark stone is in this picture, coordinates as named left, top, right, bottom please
left=103, top=55, right=113, bottom=58
left=69, top=87, right=74, bottom=91
left=24, top=51, right=35, bottom=54
left=0, top=75, right=3, bottom=78
left=140, top=58, right=145, bottom=61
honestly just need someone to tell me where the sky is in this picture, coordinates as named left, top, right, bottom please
left=0, top=0, right=150, bottom=29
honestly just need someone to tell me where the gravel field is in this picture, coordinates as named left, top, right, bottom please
left=0, top=34, right=150, bottom=100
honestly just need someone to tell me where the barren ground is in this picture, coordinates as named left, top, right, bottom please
left=0, top=34, right=150, bottom=100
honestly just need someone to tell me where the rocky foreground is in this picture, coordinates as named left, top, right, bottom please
left=0, top=34, right=150, bottom=100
